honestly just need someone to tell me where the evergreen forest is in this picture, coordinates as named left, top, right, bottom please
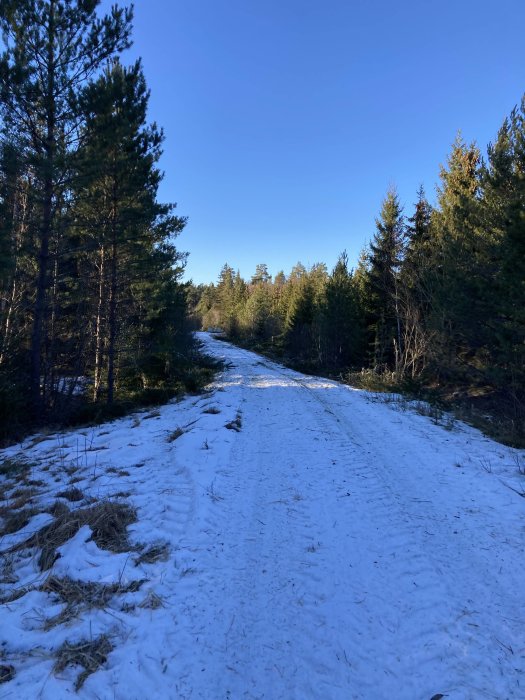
left=0, top=1, right=523, bottom=448
left=0, top=1, right=208, bottom=443
left=193, top=108, right=525, bottom=446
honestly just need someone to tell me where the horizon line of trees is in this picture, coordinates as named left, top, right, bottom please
left=0, top=1, right=192, bottom=440
left=193, top=96, right=525, bottom=440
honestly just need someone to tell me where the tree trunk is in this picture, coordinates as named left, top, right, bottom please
left=107, top=218, right=118, bottom=405
left=30, top=0, right=56, bottom=416
left=93, top=245, right=106, bottom=401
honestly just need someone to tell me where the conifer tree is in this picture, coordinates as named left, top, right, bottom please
left=430, top=134, right=483, bottom=378
left=251, top=263, right=271, bottom=285
left=482, top=101, right=525, bottom=413
left=366, top=188, right=405, bottom=370
left=0, top=0, right=133, bottom=412
left=74, top=59, right=186, bottom=403
left=321, top=252, right=364, bottom=369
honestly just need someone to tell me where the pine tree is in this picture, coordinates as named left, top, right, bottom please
left=0, top=0, right=132, bottom=413
left=74, top=59, right=186, bottom=403
left=251, top=263, right=271, bottom=285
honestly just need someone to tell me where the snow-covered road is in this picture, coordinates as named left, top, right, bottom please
left=1, top=333, right=524, bottom=699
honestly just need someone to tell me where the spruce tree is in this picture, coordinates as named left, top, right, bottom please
left=430, top=134, right=483, bottom=379
left=483, top=100, right=525, bottom=415
left=321, top=252, right=364, bottom=369
left=366, top=188, right=405, bottom=370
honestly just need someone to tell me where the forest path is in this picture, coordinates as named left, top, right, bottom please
left=172, top=334, right=525, bottom=700
left=1, top=334, right=524, bottom=700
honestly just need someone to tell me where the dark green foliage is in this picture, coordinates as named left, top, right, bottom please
left=0, top=2, right=195, bottom=442
left=321, top=252, right=365, bottom=369
left=193, top=94, right=525, bottom=444
left=365, top=189, right=405, bottom=370
left=74, top=59, right=187, bottom=404
left=0, top=0, right=134, bottom=413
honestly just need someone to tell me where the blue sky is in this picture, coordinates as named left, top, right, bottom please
left=100, top=0, right=525, bottom=284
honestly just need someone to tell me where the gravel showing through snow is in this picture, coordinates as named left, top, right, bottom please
left=1, top=332, right=524, bottom=699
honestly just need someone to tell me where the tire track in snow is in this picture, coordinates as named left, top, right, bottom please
left=263, top=361, right=525, bottom=699
left=173, top=336, right=525, bottom=700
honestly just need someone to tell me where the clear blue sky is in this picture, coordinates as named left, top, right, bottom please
left=100, top=0, right=524, bottom=284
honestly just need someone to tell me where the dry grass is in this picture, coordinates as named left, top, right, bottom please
left=134, top=542, right=169, bottom=566
left=53, top=635, right=113, bottom=691
left=138, top=591, right=164, bottom=609
left=0, top=586, right=29, bottom=604
left=167, top=427, right=184, bottom=442
left=0, top=552, right=16, bottom=585
left=0, top=507, right=40, bottom=536
left=106, top=467, right=130, bottom=477
left=28, top=434, right=52, bottom=448
left=202, top=406, right=221, bottom=414
left=56, top=487, right=84, bottom=502
left=9, top=487, right=37, bottom=501
left=46, top=500, right=71, bottom=519
left=0, top=458, right=30, bottom=479
left=0, top=664, right=15, bottom=684
left=10, top=501, right=137, bottom=570
left=225, top=413, right=242, bottom=432
left=0, top=492, right=38, bottom=520
left=26, top=478, right=45, bottom=487
left=40, top=575, right=145, bottom=629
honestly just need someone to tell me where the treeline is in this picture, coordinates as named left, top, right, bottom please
left=0, top=1, right=195, bottom=441
left=194, top=99, right=525, bottom=444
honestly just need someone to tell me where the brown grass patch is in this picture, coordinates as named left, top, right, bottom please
left=10, top=501, right=137, bottom=570
left=167, top=428, right=184, bottom=442
left=9, top=487, right=37, bottom=501
left=0, top=664, right=15, bottom=684
left=203, top=407, right=221, bottom=414
left=138, top=591, right=164, bottom=609
left=56, top=487, right=84, bottom=502
left=29, top=434, right=52, bottom=447
left=134, top=542, right=169, bottom=566
left=0, top=458, right=29, bottom=479
left=225, top=413, right=242, bottom=432
left=25, top=479, right=45, bottom=487
left=46, top=500, right=71, bottom=519
left=0, top=552, right=16, bottom=585
left=106, top=467, right=130, bottom=477
left=41, top=575, right=145, bottom=629
left=0, top=507, right=40, bottom=536
left=53, top=635, right=113, bottom=691
left=0, top=586, right=29, bottom=604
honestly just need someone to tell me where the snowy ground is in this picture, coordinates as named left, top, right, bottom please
left=1, top=332, right=524, bottom=699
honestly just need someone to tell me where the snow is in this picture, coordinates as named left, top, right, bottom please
left=1, top=332, right=524, bottom=699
